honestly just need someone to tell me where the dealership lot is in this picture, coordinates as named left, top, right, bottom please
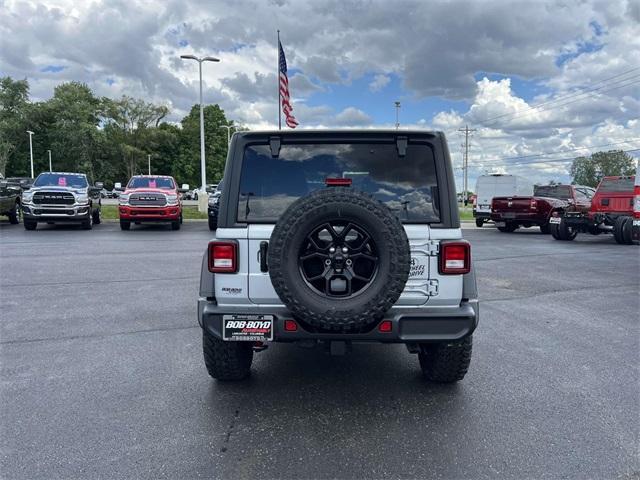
left=1, top=222, right=638, bottom=479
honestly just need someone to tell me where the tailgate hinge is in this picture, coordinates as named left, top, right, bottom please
left=427, top=280, right=439, bottom=296
left=426, top=240, right=440, bottom=256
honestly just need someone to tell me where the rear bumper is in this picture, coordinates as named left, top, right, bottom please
left=473, top=210, right=491, bottom=220
left=119, top=205, right=181, bottom=221
left=198, top=300, right=479, bottom=343
left=490, top=212, right=543, bottom=224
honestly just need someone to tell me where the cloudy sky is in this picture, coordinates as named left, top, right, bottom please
left=1, top=0, right=639, bottom=189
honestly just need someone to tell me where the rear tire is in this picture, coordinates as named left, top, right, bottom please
left=203, top=329, right=253, bottom=381
left=497, top=222, right=517, bottom=233
left=560, top=218, right=577, bottom=241
left=120, top=220, right=131, bottom=231
left=475, top=218, right=484, bottom=228
left=419, top=336, right=473, bottom=383
left=92, top=207, right=101, bottom=225
left=23, top=220, right=37, bottom=230
left=8, top=202, right=20, bottom=224
left=539, top=223, right=550, bottom=234
left=621, top=217, right=634, bottom=245
left=613, top=216, right=627, bottom=244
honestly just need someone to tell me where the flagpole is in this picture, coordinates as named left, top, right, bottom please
left=277, top=29, right=282, bottom=131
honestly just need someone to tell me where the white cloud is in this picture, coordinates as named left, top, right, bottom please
left=369, top=74, right=390, bottom=92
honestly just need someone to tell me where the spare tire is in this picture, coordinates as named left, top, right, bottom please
left=268, top=188, right=411, bottom=332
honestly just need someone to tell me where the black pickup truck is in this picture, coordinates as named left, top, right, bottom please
left=0, top=173, right=22, bottom=224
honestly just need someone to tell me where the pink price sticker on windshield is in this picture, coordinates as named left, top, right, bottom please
left=58, top=177, right=67, bottom=186
left=149, top=180, right=156, bottom=188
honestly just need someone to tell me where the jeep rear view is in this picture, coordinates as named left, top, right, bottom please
left=198, top=130, right=478, bottom=383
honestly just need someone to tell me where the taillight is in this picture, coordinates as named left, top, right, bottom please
left=208, top=241, right=238, bottom=273
left=634, top=192, right=640, bottom=218
left=530, top=198, right=537, bottom=210
left=439, top=241, right=471, bottom=275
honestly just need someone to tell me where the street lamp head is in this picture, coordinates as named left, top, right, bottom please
left=26, top=130, right=34, bottom=135
left=202, top=56, right=220, bottom=63
left=180, top=54, right=198, bottom=61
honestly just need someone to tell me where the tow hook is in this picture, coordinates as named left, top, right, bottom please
left=253, top=341, right=268, bottom=352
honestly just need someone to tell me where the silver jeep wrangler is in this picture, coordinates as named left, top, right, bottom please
left=198, top=130, right=478, bottom=382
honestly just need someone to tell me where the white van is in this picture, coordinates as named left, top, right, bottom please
left=473, top=174, right=533, bottom=227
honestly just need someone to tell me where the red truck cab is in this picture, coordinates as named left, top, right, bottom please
left=491, top=184, right=594, bottom=233
left=118, top=175, right=182, bottom=230
left=551, top=175, right=637, bottom=244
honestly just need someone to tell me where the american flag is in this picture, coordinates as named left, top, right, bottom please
left=279, top=40, right=298, bottom=129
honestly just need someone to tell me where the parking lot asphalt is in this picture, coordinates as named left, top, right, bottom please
left=1, top=221, right=638, bottom=479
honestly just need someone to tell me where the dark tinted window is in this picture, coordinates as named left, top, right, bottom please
left=33, top=173, right=87, bottom=188
left=237, top=143, right=440, bottom=223
left=534, top=185, right=572, bottom=199
left=127, top=177, right=175, bottom=189
left=598, top=177, right=634, bottom=193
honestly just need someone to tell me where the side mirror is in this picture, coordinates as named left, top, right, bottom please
left=95, top=181, right=104, bottom=189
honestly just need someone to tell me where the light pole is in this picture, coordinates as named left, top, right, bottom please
left=180, top=54, right=220, bottom=194
left=148, top=154, right=151, bottom=175
left=394, top=101, right=401, bottom=130
left=26, top=131, right=34, bottom=178
left=47, top=149, right=52, bottom=172
left=220, top=124, right=233, bottom=146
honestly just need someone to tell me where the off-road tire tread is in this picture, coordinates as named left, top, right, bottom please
left=202, top=330, right=253, bottom=380
left=475, top=218, right=484, bottom=228
left=120, top=220, right=131, bottom=231
left=268, top=188, right=411, bottom=332
left=92, top=207, right=101, bottom=225
left=24, top=220, right=37, bottom=230
left=419, top=335, right=473, bottom=383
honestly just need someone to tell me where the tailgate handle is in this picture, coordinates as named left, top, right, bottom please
left=258, top=241, right=269, bottom=272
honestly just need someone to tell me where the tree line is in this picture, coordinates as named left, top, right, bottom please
left=0, top=76, right=237, bottom=188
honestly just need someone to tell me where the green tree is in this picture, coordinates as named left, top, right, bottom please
left=0, top=77, right=30, bottom=176
left=46, top=82, right=101, bottom=176
left=101, top=96, right=169, bottom=179
left=177, top=104, right=229, bottom=188
left=571, top=150, right=636, bottom=187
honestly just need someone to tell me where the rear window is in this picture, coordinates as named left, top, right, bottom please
left=534, top=185, right=572, bottom=200
left=598, top=177, right=634, bottom=193
left=127, top=177, right=175, bottom=189
left=237, top=143, right=440, bottom=223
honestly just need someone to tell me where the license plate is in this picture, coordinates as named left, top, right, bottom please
left=634, top=220, right=640, bottom=227
left=223, top=315, right=274, bottom=341
left=494, top=221, right=506, bottom=227
left=549, top=217, right=561, bottom=224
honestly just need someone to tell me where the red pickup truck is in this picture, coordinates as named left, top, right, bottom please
left=550, top=175, right=637, bottom=245
left=491, top=184, right=595, bottom=233
left=118, top=175, right=183, bottom=230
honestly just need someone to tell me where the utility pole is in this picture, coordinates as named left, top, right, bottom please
left=26, top=131, right=34, bottom=178
left=148, top=154, right=151, bottom=175
left=458, top=125, right=476, bottom=208
left=394, top=101, right=401, bottom=130
left=47, top=150, right=52, bottom=172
